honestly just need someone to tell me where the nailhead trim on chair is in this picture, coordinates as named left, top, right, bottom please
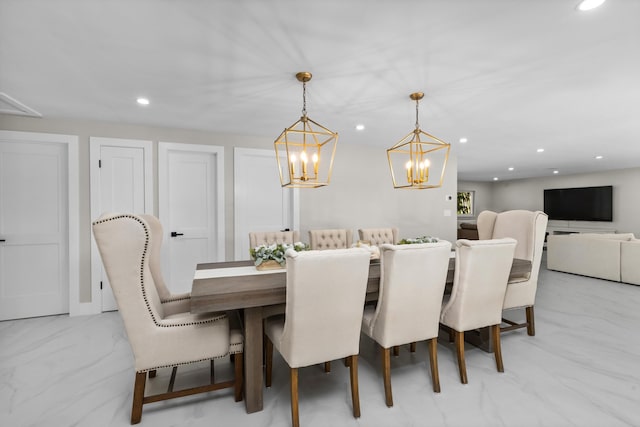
left=161, top=295, right=191, bottom=303
left=93, top=214, right=227, bottom=328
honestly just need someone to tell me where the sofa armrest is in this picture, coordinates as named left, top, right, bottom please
left=621, top=241, right=640, bottom=285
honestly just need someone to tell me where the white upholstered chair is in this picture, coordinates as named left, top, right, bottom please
left=308, top=228, right=353, bottom=250
left=249, top=230, right=300, bottom=318
left=140, top=214, right=191, bottom=315
left=93, top=213, right=243, bottom=424
left=264, top=247, right=371, bottom=427
left=358, top=227, right=399, bottom=246
left=361, top=241, right=452, bottom=406
left=249, top=230, right=300, bottom=250
left=477, top=210, right=548, bottom=335
left=440, top=238, right=517, bottom=384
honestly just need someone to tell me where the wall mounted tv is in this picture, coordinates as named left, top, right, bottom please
left=543, top=185, right=613, bottom=222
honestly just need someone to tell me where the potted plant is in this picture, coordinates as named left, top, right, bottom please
left=398, top=236, right=439, bottom=245
left=250, top=242, right=310, bottom=270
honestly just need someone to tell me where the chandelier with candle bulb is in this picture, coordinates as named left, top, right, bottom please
left=387, top=92, right=450, bottom=189
left=274, top=72, right=338, bottom=188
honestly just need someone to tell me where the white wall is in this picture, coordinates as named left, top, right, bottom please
left=300, top=143, right=458, bottom=244
left=459, top=168, right=640, bottom=235
left=1, top=114, right=458, bottom=305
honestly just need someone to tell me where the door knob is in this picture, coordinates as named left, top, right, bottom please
left=170, top=232, right=184, bottom=237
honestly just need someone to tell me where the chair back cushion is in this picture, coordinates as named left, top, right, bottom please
left=366, top=241, right=452, bottom=347
left=441, top=238, right=517, bottom=331
left=476, top=210, right=548, bottom=309
left=477, top=210, right=498, bottom=240
left=249, top=230, right=300, bottom=249
left=92, top=214, right=165, bottom=352
left=279, top=248, right=370, bottom=368
left=308, top=228, right=353, bottom=250
left=358, top=227, right=399, bottom=246
left=490, top=210, right=544, bottom=261
left=139, top=214, right=173, bottom=301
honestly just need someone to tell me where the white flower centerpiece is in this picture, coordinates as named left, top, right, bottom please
left=249, top=242, right=310, bottom=270
left=398, top=236, right=439, bottom=245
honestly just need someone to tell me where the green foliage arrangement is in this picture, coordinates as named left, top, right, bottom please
left=249, top=242, right=310, bottom=266
left=398, top=236, right=439, bottom=245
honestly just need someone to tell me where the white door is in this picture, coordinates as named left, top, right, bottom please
left=234, top=148, right=298, bottom=260
left=159, top=142, right=225, bottom=294
left=0, top=140, right=69, bottom=320
left=89, top=137, right=152, bottom=312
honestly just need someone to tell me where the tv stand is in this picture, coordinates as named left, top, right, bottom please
left=546, top=225, right=616, bottom=236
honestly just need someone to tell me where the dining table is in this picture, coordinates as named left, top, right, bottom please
left=191, top=256, right=531, bottom=414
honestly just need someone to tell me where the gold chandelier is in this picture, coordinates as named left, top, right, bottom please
left=274, top=72, right=338, bottom=188
left=387, top=92, right=451, bottom=189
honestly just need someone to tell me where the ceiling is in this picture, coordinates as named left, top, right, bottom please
left=1, top=0, right=639, bottom=181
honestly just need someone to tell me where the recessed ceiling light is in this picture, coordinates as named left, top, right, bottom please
left=136, top=97, right=150, bottom=105
left=508, top=167, right=514, bottom=171
left=595, top=155, right=603, bottom=159
left=355, top=124, right=365, bottom=131
left=493, top=177, right=499, bottom=181
left=553, top=170, right=559, bottom=174
left=459, top=137, right=468, bottom=143
left=537, top=148, right=544, bottom=153
left=577, top=0, right=606, bottom=11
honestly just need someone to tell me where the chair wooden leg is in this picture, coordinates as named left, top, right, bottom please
left=393, top=346, right=400, bottom=356
left=148, top=370, right=156, bottom=379
left=454, top=331, right=468, bottom=384
left=265, top=336, right=273, bottom=388
left=526, top=306, right=535, bottom=336
left=381, top=347, right=393, bottom=407
left=349, top=355, right=361, bottom=418
left=427, top=338, right=441, bottom=393
left=344, top=357, right=350, bottom=367
left=324, top=361, right=331, bottom=373
left=131, top=372, right=146, bottom=424
left=448, top=327, right=454, bottom=343
left=290, top=368, right=300, bottom=427
left=210, top=360, right=215, bottom=384
left=234, top=352, right=244, bottom=402
left=410, top=342, right=417, bottom=353
left=492, top=324, right=504, bottom=372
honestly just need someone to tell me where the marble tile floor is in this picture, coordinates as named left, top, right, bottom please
left=1, top=262, right=640, bottom=427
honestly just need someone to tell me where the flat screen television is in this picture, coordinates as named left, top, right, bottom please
left=543, top=185, right=613, bottom=222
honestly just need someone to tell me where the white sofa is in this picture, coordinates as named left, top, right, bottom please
left=546, top=233, right=640, bottom=285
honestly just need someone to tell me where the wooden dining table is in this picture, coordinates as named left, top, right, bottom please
left=191, top=256, right=531, bottom=414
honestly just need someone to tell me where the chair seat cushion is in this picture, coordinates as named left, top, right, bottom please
left=163, top=311, right=227, bottom=326
left=264, top=315, right=286, bottom=353
left=361, top=306, right=375, bottom=337
left=263, top=303, right=286, bottom=319
left=507, top=274, right=530, bottom=284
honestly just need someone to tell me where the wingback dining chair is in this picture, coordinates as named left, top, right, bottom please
left=139, top=214, right=191, bottom=315
left=308, top=228, right=353, bottom=250
left=249, top=230, right=300, bottom=249
left=477, top=210, right=548, bottom=336
left=358, top=227, right=399, bottom=246
left=440, top=238, right=517, bottom=384
left=361, top=241, right=452, bottom=407
left=264, top=247, right=371, bottom=427
left=93, top=213, right=243, bottom=424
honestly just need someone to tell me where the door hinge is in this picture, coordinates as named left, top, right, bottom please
left=100, top=281, right=103, bottom=290
left=98, top=159, right=102, bottom=168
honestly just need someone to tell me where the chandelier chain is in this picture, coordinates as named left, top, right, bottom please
left=302, top=81, right=307, bottom=117
left=415, top=99, right=420, bottom=130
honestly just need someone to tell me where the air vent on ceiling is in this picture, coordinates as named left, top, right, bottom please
left=0, top=92, right=42, bottom=118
